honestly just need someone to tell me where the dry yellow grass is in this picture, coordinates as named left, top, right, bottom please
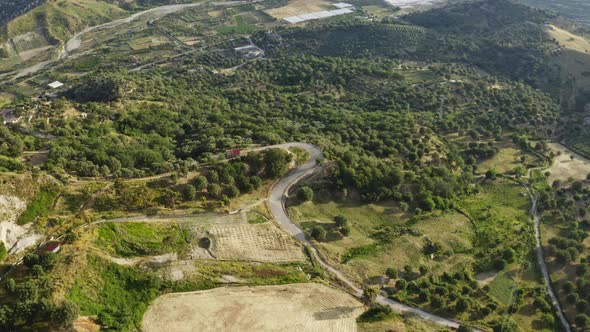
left=142, top=283, right=364, bottom=332
left=547, top=143, right=590, bottom=182
left=210, top=222, right=306, bottom=262
left=548, top=25, right=590, bottom=53
left=208, top=10, right=223, bottom=17
left=264, top=0, right=331, bottom=19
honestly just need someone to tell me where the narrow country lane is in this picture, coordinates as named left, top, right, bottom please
left=267, top=143, right=483, bottom=331
left=522, top=184, right=571, bottom=332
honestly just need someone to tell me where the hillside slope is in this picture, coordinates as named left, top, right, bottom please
left=0, top=0, right=127, bottom=59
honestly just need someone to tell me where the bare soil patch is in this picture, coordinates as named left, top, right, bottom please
left=475, top=270, right=498, bottom=287
left=264, top=0, right=332, bottom=19
left=142, top=283, right=363, bottom=332
left=547, top=143, right=590, bottom=182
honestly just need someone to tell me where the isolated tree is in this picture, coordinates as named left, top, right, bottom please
left=297, top=186, right=314, bottom=202
left=485, top=169, right=497, bottom=180
left=334, top=214, right=348, bottom=227
left=362, top=286, right=379, bottom=305
left=385, top=268, right=398, bottom=279
left=52, top=301, right=79, bottom=329
left=310, top=225, right=326, bottom=241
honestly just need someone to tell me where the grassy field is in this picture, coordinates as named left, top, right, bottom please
left=289, top=193, right=475, bottom=283
left=68, top=254, right=166, bottom=332
left=459, top=179, right=532, bottom=272
left=215, top=15, right=258, bottom=35
left=17, top=185, right=60, bottom=225
left=547, top=25, right=590, bottom=53
left=359, top=313, right=449, bottom=332
left=128, top=36, right=169, bottom=51
left=93, top=222, right=191, bottom=258
left=142, top=283, right=363, bottom=332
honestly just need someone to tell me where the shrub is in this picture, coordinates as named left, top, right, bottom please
left=575, top=314, right=589, bottom=328
left=385, top=268, right=398, bottom=279
left=334, top=214, right=348, bottom=227
left=297, top=186, right=314, bottom=202
left=357, top=304, right=393, bottom=323
left=310, top=225, right=326, bottom=241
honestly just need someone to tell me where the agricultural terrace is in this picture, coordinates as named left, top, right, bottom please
left=142, top=283, right=363, bottom=332
left=91, top=211, right=305, bottom=263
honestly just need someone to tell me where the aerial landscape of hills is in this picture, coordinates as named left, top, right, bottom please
left=0, top=0, right=589, bottom=331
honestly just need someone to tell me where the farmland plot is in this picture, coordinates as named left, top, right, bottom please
left=142, top=283, right=363, bottom=332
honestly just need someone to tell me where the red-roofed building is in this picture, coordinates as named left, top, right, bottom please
left=37, top=242, right=61, bottom=256
left=225, top=148, right=241, bottom=159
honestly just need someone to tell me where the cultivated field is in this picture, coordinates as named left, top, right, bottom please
left=264, top=0, right=332, bottom=19
left=547, top=143, right=590, bottom=182
left=93, top=211, right=305, bottom=265
left=142, top=283, right=363, bottom=332
left=210, top=222, right=305, bottom=262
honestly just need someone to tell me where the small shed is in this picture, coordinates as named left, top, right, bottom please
left=37, top=241, right=61, bottom=256
left=48, top=81, right=64, bottom=89
left=225, top=148, right=241, bottom=159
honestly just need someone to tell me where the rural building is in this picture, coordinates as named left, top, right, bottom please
left=48, top=81, right=64, bottom=89
left=332, top=2, right=354, bottom=9
left=225, top=148, right=241, bottom=159
left=37, top=241, right=61, bottom=256
left=233, top=45, right=264, bottom=58
left=283, top=7, right=355, bottom=24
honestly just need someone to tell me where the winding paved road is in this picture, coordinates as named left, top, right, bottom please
left=266, top=143, right=481, bottom=331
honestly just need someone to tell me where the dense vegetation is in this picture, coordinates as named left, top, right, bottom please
left=539, top=177, right=590, bottom=329
left=0, top=0, right=588, bottom=330
left=0, top=0, right=46, bottom=28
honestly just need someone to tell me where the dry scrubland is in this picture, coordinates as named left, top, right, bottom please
left=547, top=143, right=590, bottom=182
left=547, top=25, right=590, bottom=53
left=142, top=283, right=363, bottom=332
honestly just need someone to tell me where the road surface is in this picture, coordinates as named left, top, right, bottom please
left=266, top=143, right=481, bottom=331
left=522, top=183, right=571, bottom=332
